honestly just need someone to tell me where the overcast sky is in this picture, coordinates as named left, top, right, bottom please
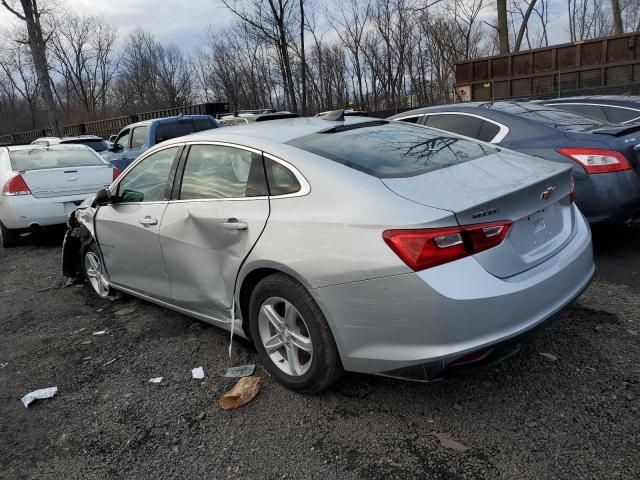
left=0, top=0, right=573, bottom=53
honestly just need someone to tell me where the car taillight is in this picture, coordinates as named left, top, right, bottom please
left=556, top=147, right=632, bottom=174
left=112, top=167, right=122, bottom=181
left=383, top=221, right=512, bottom=271
left=569, top=176, right=576, bottom=204
left=2, top=175, right=31, bottom=196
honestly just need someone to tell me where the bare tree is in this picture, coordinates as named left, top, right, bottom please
left=497, top=0, right=510, bottom=54
left=0, top=42, right=40, bottom=127
left=611, top=0, right=623, bottom=35
left=1, top=0, right=61, bottom=135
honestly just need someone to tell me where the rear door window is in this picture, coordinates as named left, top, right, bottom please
left=425, top=114, right=483, bottom=139
left=603, top=106, right=640, bottom=123
left=289, top=121, right=497, bottom=178
left=178, top=145, right=267, bottom=200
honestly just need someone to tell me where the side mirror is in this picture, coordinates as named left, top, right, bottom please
left=93, top=188, right=113, bottom=207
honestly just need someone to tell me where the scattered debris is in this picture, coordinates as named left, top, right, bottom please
left=218, top=376, right=261, bottom=410
left=196, top=412, right=206, bottom=421
left=540, top=352, right=558, bottom=362
left=430, top=432, right=468, bottom=452
left=79, top=340, right=92, bottom=345
left=96, top=308, right=104, bottom=313
left=115, top=306, right=137, bottom=316
left=0, top=362, right=8, bottom=368
left=21, top=386, right=58, bottom=408
left=92, top=330, right=107, bottom=336
left=103, top=358, right=118, bottom=367
left=71, top=327, right=87, bottom=335
left=36, top=285, right=56, bottom=293
left=1, top=289, right=19, bottom=294
left=627, top=329, right=638, bottom=336
left=192, top=367, right=205, bottom=379
left=223, top=364, right=255, bottom=378
left=148, top=377, right=163, bottom=384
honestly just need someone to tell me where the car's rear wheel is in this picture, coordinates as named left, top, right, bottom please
left=82, top=242, right=110, bottom=298
left=249, top=273, right=342, bottom=393
left=0, top=221, right=20, bottom=248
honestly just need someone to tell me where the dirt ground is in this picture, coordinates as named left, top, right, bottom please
left=1, top=225, right=639, bottom=479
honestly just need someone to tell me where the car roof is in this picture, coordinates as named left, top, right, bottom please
left=6, top=143, right=94, bottom=152
left=162, top=116, right=379, bottom=146
left=125, top=114, right=215, bottom=129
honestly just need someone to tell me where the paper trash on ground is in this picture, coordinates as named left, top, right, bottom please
left=218, top=376, right=261, bottom=410
left=192, top=367, right=205, bottom=379
left=148, top=377, right=163, bottom=384
left=223, top=365, right=255, bottom=378
left=21, top=386, right=58, bottom=408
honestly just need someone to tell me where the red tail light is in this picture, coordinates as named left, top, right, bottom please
left=556, top=147, right=632, bottom=174
left=2, top=175, right=31, bottom=196
left=569, top=176, right=576, bottom=204
left=112, top=167, right=122, bottom=181
left=383, top=221, right=512, bottom=271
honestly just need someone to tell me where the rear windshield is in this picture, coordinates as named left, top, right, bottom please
left=481, top=102, right=606, bottom=130
left=155, top=118, right=218, bottom=143
left=61, top=138, right=110, bottom=152
left=9, top=148, right=105, bottom=171
left=288, top=121, right=498, bottom=178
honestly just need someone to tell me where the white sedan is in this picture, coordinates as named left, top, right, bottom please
left=0, top=144, right=119, bottom=247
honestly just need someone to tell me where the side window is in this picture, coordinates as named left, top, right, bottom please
left=131, top=126, right=148, bottom=149
left=425, top=114, right=483, bottom=139
left=115, top=129, right=130, bottom=150
left=115, top=147, right=178, bottom=203
left=396, top=116, right=421, bottom=124
left=603, top=106, right=640, bottom=123
left=264, top=157, right=301, bottom=196
left=179, top=145, right=267, bottom=200
left=477, top=121, right=501, bottom=142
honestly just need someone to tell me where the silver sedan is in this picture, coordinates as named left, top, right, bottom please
left=63, top=115, right=594, bottom=392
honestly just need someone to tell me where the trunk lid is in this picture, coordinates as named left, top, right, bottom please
left=21, top=165, right=113, bottom=198
left=382, top=150, right=575, bottom=278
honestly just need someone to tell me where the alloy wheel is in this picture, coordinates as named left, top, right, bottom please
left=257, top=296, right=313, bottom=376
left=85, top=251, right=109, bottom=298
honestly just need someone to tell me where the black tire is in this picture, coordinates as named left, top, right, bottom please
left=0, top=221, right=20, bottom=248
left=80, top=241, right=111, bottom=298
left=249, top=273, right=343, bottom=393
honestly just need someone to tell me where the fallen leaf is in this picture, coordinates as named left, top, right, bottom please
left=430, top=432, right=468, bottom=452
left=218, top=376, right=261, bottom=410
left=115, top=306, right=137, bottom=316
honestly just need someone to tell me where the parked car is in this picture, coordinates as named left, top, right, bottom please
left=218, top=112, right=299, bottom=127
left=534, top=95, right=640, bottom=124
left=102, top=115, right=218, bottom=171
left=31, top=135, right=111, bottom=153
left=0, top=144, right=119, bottom=247
left=316, top=109, right=368, bottom=117
left=389, top=101, right=640, bottom=224
left=63, top=116, right=594, bottom=392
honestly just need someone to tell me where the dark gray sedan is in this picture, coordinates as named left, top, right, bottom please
left=389, top=101, right=640, bottom=224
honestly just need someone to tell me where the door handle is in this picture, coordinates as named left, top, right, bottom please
left=222, top=218, right=248, bottom=231
left=139, top=216, right=158, bottom=226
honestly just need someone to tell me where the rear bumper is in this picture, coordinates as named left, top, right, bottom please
left=576, top=169, right=640, bottom=224
left=0, top=194, right=92, bottom=229
left=311, top=209, right=594, bottom=377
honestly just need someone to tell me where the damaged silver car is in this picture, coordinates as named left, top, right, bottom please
left=63, top=114, right=594, bottom=392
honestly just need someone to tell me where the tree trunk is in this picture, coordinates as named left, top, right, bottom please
left=611, top=0, right=623, bottom=35
left=497, top=0, right=510, bottom=55
left=513, top=0, right=538, bottom=52
left=2, top=0, right=62, bottom=136
left=299, top=0, right=306, bottom=115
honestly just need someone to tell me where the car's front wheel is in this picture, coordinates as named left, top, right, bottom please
left=249, top=273, right=343, bottom=393
left=0, top=221, right=20, bottom=248
left=82, top=242, right=110, bottom=298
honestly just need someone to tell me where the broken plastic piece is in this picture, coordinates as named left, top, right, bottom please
left=223, top=364, right=255, bottom=378
left=148, top=377, right=163, bottom=384
left=192, top=367, right=204, bottom=379
left=218, top=376, right=261, bottom=410
left=21, top=386, right=58, bottom=408
left=92, top=330, right=106, bottom=336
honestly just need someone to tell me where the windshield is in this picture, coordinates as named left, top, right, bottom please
left=481, top=102, right=607, bottom=130
left=9, top=148, right=105, bottom=171
left=288, top=121, right=498, bottom=178
left=61, top=138, right=110, bottom=152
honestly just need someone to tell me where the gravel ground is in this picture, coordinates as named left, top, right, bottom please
left=1, top=225, right=639, bottom=480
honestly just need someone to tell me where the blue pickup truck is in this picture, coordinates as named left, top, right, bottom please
left=102, top=115, right=218, bottom=172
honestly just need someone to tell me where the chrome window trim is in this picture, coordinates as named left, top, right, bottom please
left=392, top=114, right=425, bottom=124
left=420, top=112, right=510, bottom=143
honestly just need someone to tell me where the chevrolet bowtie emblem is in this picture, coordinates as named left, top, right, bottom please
left=540, top=186, right=556, bottom=200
